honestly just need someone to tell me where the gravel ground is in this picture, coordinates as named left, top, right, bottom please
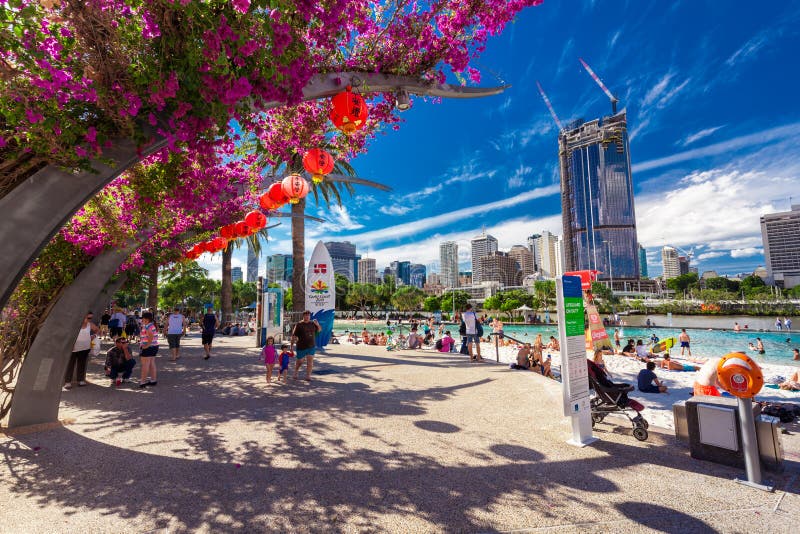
left=1, top=333, right=799, bottom=533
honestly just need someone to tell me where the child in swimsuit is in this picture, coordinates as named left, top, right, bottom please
left=262, top=336, right=277, bottom=384
left=277, top=344, right=293, bottom=383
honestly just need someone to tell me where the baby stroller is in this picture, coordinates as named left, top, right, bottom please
left=587, top=360, right=649, bottom=441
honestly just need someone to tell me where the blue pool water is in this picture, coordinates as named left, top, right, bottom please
left=335, top=320, right=800, bottom=367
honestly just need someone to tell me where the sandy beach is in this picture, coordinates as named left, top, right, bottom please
left=336, top=334, right=800, bottom=430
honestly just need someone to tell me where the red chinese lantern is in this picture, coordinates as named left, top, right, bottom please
left=220, top=225, right=235, bottom=239
left=281, top=174, right=309, bottom=204
left=244, top=210, right=267, bottom=230
left=302, top=148, right=335, bottom=184
left=234, top=221, right=250, bottom=238
left=258, top=192, right=280, bottom=211
left=267, top=181, right=289, bottom=206
left=329, top=85, right=368, bottom=135
left=211, top=236, right=228, bottom=252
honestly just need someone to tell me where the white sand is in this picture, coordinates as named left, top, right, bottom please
left=338, top=335, right=800, bottom=430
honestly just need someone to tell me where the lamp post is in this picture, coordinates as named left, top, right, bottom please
left=606, top=240, right=613, bottom=294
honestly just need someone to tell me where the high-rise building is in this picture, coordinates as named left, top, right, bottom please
left=509, top=245, right=535, bottom=277
left=458, top=271, right=472, bottom=286
left=478, top=251, right=521, bottom=287
left=357, top=257, right=378, bottom=284
left=246, top=242, right=258, bottom=283
left=266, top=254, right=293, bottom=284
left=527, top=234, right=541, bottom=271
left=409, top=264, right=427, bottom=288
left=324, top=241, right=358, bottom=281
left=439, top=241, right=459, bottom=288
left=761, top=205, right=800, bottom=288
left=427, top=272, right=441, bottom=286
left=471, top=232, right=498, bottom=284
left=661, top=246, right=680, bottom=279
left=638, top=245, right=648, bottom=278
left=559, top=111, right=640, bottom=280
left=536, top=231, right=559, bottom=278
left=390, top=260, right=411, bottom=285
left=554, top=235, right=565, bottom=277
left=678, top=256, right=690, bottom=276
left=231, top=266, right=243, bottom=283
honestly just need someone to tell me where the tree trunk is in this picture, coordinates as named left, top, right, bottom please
left=221, top=244, right=233, bottom=323
left=292, top=197, right=305, bottom=312
left=147, top=263, right=158, bottom=312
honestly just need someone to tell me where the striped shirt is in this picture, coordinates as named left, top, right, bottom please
left=142, top=322, right=159, bottom=346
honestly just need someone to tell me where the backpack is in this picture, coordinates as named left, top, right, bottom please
left=109, top=318, right=120, bottom=328
left=459, top=320, right=466, bottom=336
left=435, top=339, right=443, bottom=350
left=476, top=322, right=484, bottom=337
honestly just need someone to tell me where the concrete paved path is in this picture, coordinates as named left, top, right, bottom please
left=1, top=333, right=798, bottom=533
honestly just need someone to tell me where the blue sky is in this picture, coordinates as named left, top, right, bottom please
left=207, top=0, right=800, bottom=280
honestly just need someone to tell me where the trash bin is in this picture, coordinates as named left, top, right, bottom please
left=680, top=396, right=783, bottom=472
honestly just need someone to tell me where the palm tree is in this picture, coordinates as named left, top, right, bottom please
left=277, top=154, right=389, bottom=313
left=220, top=224, right=279, bottom=323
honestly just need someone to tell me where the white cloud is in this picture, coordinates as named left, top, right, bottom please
left=696, top=251, right=726, bottom=261
left=331, top=183, right=561, bottom=247
left=730, top=247, right=763, bottom=258
left=399, top=159, right=498, bottom=203
left=678, top=125, right=725, bottom=147
left=321, top=204, right=364, bottom=232
left=636, top=168, right=789, bottom=250
left=641, top=73, right=673, bottom=108
left=726, top=33, right=769, bottom=67
left=633, top=121, right=800, bottom=173
left=507, top=165, right=533, bottom=189
left=378, top=205, right=413, bottom=216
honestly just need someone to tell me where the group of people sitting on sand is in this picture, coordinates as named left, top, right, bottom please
left=509, top=333, right=555, bottom=378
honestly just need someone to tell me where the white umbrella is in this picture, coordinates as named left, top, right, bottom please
left=514, top=304, right=533, bottom=311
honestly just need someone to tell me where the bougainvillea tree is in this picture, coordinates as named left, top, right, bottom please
left=0, top=0, right=545, bottom=420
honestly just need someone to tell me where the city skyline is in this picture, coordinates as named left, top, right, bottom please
left=201, top=2, right=800, bottom=281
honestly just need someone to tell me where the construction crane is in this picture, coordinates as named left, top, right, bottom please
left=579, top=57, right=619, bottom=114
left=536, top=81, right=563, bottom=130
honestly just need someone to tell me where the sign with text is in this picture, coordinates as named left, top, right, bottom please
left=557, top=275, right=596, bottom=446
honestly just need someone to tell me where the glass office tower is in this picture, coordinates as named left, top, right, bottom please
left=559, top=110, right=640, bottom=280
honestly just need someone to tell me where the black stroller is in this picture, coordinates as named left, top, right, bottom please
left=587, top=360, right=649, bottom=441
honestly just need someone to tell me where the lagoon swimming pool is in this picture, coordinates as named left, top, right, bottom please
left=334, top=320, right=800, bottom=366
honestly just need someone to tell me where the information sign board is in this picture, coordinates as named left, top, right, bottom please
left=557, top=275, right=596, bottom=446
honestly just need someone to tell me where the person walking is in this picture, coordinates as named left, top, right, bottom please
left=109, top=307, right=127, bottom=339
left=64, top=311, right=100, bottom=389
left=262, top=336, right=277, bottom=384
left=776, top=317, right=783, bottom=331
left=679, top=328, right=692, bottom=357
left=138, top=311, right=159, bottom=388
left=786, top=317, right=793, bottom=331
left=201, top=307, right=219, bottom=360
left=100, top=309, right=111, bottom=340
left=166, top=307, right=187, bottom=361
left=292, top=310, right=321, bottom=381
left=462, top=303, right=482, bottom=362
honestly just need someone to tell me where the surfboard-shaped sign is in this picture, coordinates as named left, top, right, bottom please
left=305, top=241, right=335, bottom=348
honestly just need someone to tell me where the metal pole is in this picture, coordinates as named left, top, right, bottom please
left=735, top=396, right=773, bottom=491
left=495, top=331, right=499, bottom=363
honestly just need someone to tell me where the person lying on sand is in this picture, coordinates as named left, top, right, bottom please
left=659, top=354, right=699, bottom=372
left=780, top=370, right=800, bottom=391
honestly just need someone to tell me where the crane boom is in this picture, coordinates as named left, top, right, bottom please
left=536, top=81, right=563, bottom=130
left=579, top=57, right=618, bottom=113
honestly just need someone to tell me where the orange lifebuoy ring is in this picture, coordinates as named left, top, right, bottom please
left=716, top=352, right=764, bottom=398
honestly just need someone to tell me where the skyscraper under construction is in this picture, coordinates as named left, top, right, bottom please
left=558, top=110, right=640, bottom=280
